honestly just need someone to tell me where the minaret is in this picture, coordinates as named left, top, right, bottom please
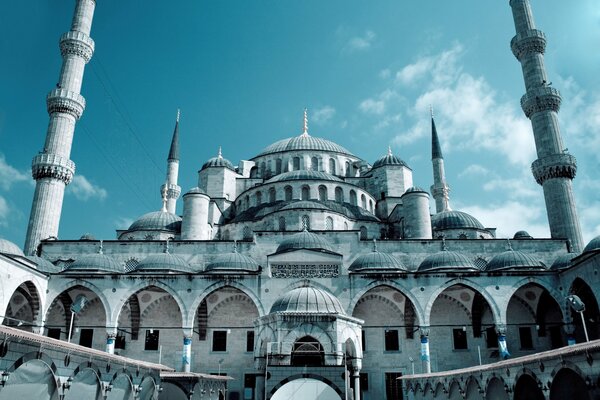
left=430, top=109, right=451, bottom=213
left=24, top=0, right=96, bottom=255
left=510, top=0, right=583, bottom=252
left=160, top=110, right=182, bottom=214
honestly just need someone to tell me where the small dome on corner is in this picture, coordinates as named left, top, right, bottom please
left=513, top=231, right=533, bottom=239
left=0, top=238, right=24, bottom=256
left=583, top=236, right=600, bottom=253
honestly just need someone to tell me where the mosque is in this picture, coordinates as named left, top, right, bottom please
left=1, top=0, right=599, bottom=399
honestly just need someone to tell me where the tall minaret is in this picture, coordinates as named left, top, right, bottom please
left=430, top=110, right=451, bottom=213
left=510, top=0, right=583, bottom=252
left=24, top=0, right=96, bottom=255
left=160, top=110, right=182, bottom=214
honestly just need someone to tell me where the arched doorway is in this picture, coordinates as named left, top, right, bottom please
left=0, top=359, right=58, bottom=400
left=513, top=374, right=543, bottom=400
left=569, top=278, right=600, bottom=341
left=3, top=281, right=41, bottom=332
left=550, top=368, right=590, bottom=400
left=271, top=378, right=341, bottom=400
left=291, top=336, right=324, bottom=366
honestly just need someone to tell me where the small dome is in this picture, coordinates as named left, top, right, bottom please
left=583, top=236, right=600, bottom=253
left=513, top=231, right=533, bottom=239
left=256, top=135, right=354, bottom=158
left=483, top=250, right=545, bottom=272
left=266, top=170, right=343, bottom=184
left=270, top=286, right=346, bottom=314
left=431, top=211, right=484, bottom=230
left=276, top=230, right=334, bottom=254
left=372, top=154, right=410, bottom=169
left=27, top=256, right=59, bottom=273
left=135, top=253, right=193, bottom=273
left=0, top=238, right=24, bottom=256
left=205, top=252, right=259, bottom=273
left=66, top=254, right=123, bottom=273
left=79, top=233, right=96, bottom=241
left=550, top=253, right=578, bottom=270
left=418, top=251, right=478, bottom=272
left=201, top=155, right=235, bottom=171
left=185, top=187, right=207, bottom=195
left=281, top=200, right=331, bottom=211
left=349, top=251, right=407, bottom=273
left=128, top=211, right=182, bottom=232
left=403, top=187, right=428, bottom=195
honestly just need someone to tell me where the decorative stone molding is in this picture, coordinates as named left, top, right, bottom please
left=31, top=153, right=76, bottom=184
left=271, top=264, right=339, bottom=278
left=46, top=89, right=86, bottom=119
left=511, top=29, right=546, bottom=60
left=531, top=153, right=577, bottom=185
left=520, top=86, right=562, bottom=118
left=419, top=327, right=430, bottom=337
left=59, top=31, right=95, bottom=63
left=495, top=324, right=507, bottom=336
left=161, top=183, right=181, bottom=199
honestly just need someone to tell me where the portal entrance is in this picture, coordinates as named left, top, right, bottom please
left=270, top=378, right=341, bottom=400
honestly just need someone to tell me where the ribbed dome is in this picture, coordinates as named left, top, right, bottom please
left=584, top=236, right=600, bottom=253
left=27, top=256, right=59, bottom=273
left=270, top=286, right=345, bottom=314
left=550, top=253, right=578, bottom=270
left=66, top=254, right=123, bottom=273
left=418, top=251, right=478, bottom=272
left=372, top=154, right=409, bottom=169
left=0, top=238, right=24, bottom=256
left=281, top=200, right=331, bottom=211
left=276, top=230, right=334, bottom=254
left=513, top=231, right=533, bottom=239
left=256, top=135, right=354, bottom=157
left=128, top=211, right=182, bottom=232
left=483, top=250, right=545, bottom=272
left=205, top=252, right=259, bottom=273
left=403, top=187, right=428, bottom=195
left=135, top=253, right=193, bottom=273
left=266, top=170, right=343, bottom=184
left=201, top=155, right=235, bottom=171
left=185, top=187, right=207, bottom=195
left=431, top=211, right=484, bottom=230
left=349, top=251, right=407, bottom=273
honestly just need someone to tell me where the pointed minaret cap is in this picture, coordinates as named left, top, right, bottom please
left=301, top=108, right=309, bottom=137
left=168, top=109, right=180, bottom=161
left=431, top=106, right=443, bottom=160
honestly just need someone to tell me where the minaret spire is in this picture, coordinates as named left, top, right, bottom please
left=24, top=0, right=97, bottom=255
left=301, top=108, right=309, bottom=137
left=430, top=111, right=451, bottom=213
left=510, top=0, right=583, bottom=251
left=161, top=109, right=182, bottom=214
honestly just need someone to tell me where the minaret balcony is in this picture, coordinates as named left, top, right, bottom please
left=31, top=154, right=76, bottom=185
left=60, top=31, right=95, bottom=63
left=520, top=86, right=561, bottom=118
left=531, top=153, right=577, bottom=185
left=511, top=29, right=546, bottom=60
left=46, top=89, right=86, bottom=119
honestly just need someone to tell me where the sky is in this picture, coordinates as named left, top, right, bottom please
left=0, top=1, right=599, bottom=248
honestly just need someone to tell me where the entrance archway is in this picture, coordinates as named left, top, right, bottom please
left=271, top=378, right=341, bottom=400
left=291, top=336, right=324, bottom=366
left=4, top=281, right=41, bottom=332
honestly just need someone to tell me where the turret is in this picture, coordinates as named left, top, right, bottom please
left=370, top=146, right=413, bottom=219
left=198, top=147, right=238, bottom=214
left=181, top=188, right=210, bottom=240
left=401, top=188, right=432, bottom=239
left=509, top=0, right=583, bottom=251
left=24, top=0, right=96, bottom=255
left=430, top=112, right=451, bottom=213
left=160, top=110, right=182, bottom=214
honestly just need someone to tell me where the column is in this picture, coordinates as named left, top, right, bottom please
left=353, top=370, right=361, bottom=400
left=565, top=324, right=577, bottom=346
left=496, top=324, right=510, bottom=359
left=420, top=327, right=431, bottom=374
left=106, top=330, right=116, bottom=354
left=182, top=330, right=193, bottom=372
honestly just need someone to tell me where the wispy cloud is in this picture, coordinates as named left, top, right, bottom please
left=69, top=175, right=107, bottom=201
left=311, top=106, right=336, bottom=125
left=0, top=154, right=28, bottom=190
left=0, top=196, right=8, bottom=227
left=462, top=201, right=549, bottom=239
left=115, top=216, right=134, bottom=230
left=345, top=30, right=376, bottom=52
left=458, top=164, right=489, bottom=178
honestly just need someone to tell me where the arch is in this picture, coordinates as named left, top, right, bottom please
left=301, top=185, right=310, bottom=200
left=278, top=217, right=286, bottom=232
left=159, top=382, right=188, bottom=400
left=504, top=277, right=566, bottom=324
left=349, top=283, right=424, bottom=327
left=0, top=357, right=58, bottom=400
left=550, top=366, right=590, bottom=400
left=291, top=336, right=324, bottom=366
left=4, top=281, right=41, bottom=332
left=45, top=280, right=111, bottom=327
left=318, top=185, right=328, bottom=201
left=448, top=380, right=462, bottom=400
left=345, top=161, right=351, bottom=177
left=464, top=376, right=483, bottom=399
left=514, top=371, right=544, bottom=400
left=325, top=217, right=334, bottom=231
left=137, top=376, right=157, bottom=400
left=360, top=194, right=367, bottom=209
left=292, top=157, right=301, bottom=171
left=270, top=375, right=343, bottom=400
left=349, top=190, right=357, bottom=206
left=269, top=188, right=276, bottom=203
left=329, top=158, right=336, bottom=175
left=64, top=365, right=102, bottom=400
left=107, top=372, right=134, bottom=400
left=569, top=277, right=600, bottom=341
left=335, top=187, right=344, bottom=203
left=485, top=377, right=508, bottom=400
left=284, top=186, right=293, bottom=201
left=281, top=323, right=334, bottom=355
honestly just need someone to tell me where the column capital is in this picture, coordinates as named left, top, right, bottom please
left=495, top=324, right=508, bottom=336
left=419, top=327, right=430, bottom=337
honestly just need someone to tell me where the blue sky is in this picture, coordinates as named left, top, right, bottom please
left=0, top=1, right=599, bottom=248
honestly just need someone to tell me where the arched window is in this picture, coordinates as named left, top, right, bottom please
left=278, top=217, right=286, bottom=231
left=269, top=188, right=276, bottom=202
left=345, top=161, right=351, bottom=177
left=329, top=158, right=336, bottom=175
left=344, top=222, right=349, bottom=231
left=311, top=156, right=319, bottom=171
left=369, top=200, right=374, bottom=213
left=285, top=186, right=293, bottom=201
left=360, top=226, right=368, bottom=240
left=243, top=226, right=253, bottom=240
left=361, top=194, right=367, bottom=209
left=276, top=159, right=282, bottom=174
left=293, top=157, right=301, bottom=171
left=260, top=162, right=266, bottom=177
left=325, top=217, right=333, bottom=230
left=301, top=215, right=310, bottom=230
left=256, top=191, right=262, bottom=205
left=350, top=190, right=357, bottom=206
left=301, top=186, right=310, bottom=200
left=458, top=233, right=468, bottom=239
left=335, top=187, right=344, bottom=203
left=318, top=185, right=328, bottom=201
left=245, top=195, right=250, bottom=209
left=291, top=336, right=324, bottom=367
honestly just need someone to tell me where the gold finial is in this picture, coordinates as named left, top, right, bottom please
left=301, top=108, right=309, bottom=137
left=176, top=108, right=181, bottom=122
left=387, top=145, right=393, bottom=156
left=506, top=239, right=513, bottom=251
left=217, top=146, right=222, bottom=159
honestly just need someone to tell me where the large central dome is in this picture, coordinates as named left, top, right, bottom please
left=254, top=135, right=355, bottom=158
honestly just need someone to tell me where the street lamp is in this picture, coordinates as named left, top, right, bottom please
left=566, top=294, right=589, bottom=342
left=67, top=294, right=88, bottom=343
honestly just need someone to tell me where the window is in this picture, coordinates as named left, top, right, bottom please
left=311, top=156, right=319, bottom=171
left=384, top=329, right=399, bottom=351
left=486, top=327, right=498, bottom=348
left=350, top=373, right=369, bottom=391
left=361, top=194, right=367, bottom=209
left=260, top=162, right=266, bottom=177
left=361, top=330, right=366, bottom=351
left=293, top=157, right=301, bottom=171
left=243, top=226, right=253, bottom=240
left=325, top=217, right=333, bottom=230
left=269, top=188, right=276, bottom=202
left=255, top=191, right=262, bottom=205
left=453, top=328, right=468, bottom=350
left=335, top=187, right=344, bottom=202
left=519, top=327, right=534, bottom=349
left=385, top=372, right=402, bottom=400
left=318, top=185, right=328, bottom=201
left=345, top=161, right=351, bottom=176
left=285, top=186, right=293, bottom=201
left=329, top=158, right=336, bottom=175
left=360, top=226, right=368, bottom=240
left=246, top=331, right=255, bottom=352
left=79, top=328, right=94, bottom=348
left=301, top=215, right=310, bottom=230
left=549, top=326, right=563, bottom=349
left=458, top=233, right=468, bottom=239
left=278, top=217, right=286, bottom=231
left=350, top=190, right=357, bottom=206
left=212, top=330, right=227, bottom=352
left=244, top=374, right=257, bottom=400
left=301, top=186, right=310, bottom=200
left=115, top=333, right=126, bottom=350
left=47, top=328, right=61, bottom=340
left=276, top=159, right=282, bottom=174
left=145, top=329, right=159, bottom=351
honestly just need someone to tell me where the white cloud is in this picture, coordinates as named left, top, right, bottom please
left=115, top=216, right=134, bottom=230
left=346, top=30, right=376, bottom=52
left=379, top=69, right=391, bottom=79
left=69, top=175, right=107, bottom=201
left=359, top=98, right=386, bottom=115
left=0, top=154, right=28, bottom=190
left=395, top=43, right=464, bottom=86
left=458, top=164, right=489, bottom=178
left=311, top=106, right=336, bottom=125
left=462, top=201, right=549, bottom=239
left=0, top=196, right=8, bottom=226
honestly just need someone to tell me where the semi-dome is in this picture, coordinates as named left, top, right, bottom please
left=256, top=135, right=354, bottom=158
left=0, top=238, right=24, bottom=256
left=280, top=200, right=331, bottom=211
left=349, top=251, right=407, bottom=273
left=431, top=210, right=484, bottom=230
left=128, top=211, right=182, bottom=232
left=483, top=250, right=545, bottom=272
left=583, top=236, right=600, bottom=253
left=418, top=250, right=478, bottom=272
left=372, top=153, right=410, bottom=169
left=205, top=252, right=259, bottom=273
left=266, top=170, right=343, bottom=184
left=513, top=231, right=533, bottom=239
left=276, top=230, right=334, bottom=254
left=550, top=253, right=578, bottom=270
left=135, top=253, right=193, bottom=273
left=65, top=254, right=123, bottom=273
left=270, top=286, right=346, bottom=314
